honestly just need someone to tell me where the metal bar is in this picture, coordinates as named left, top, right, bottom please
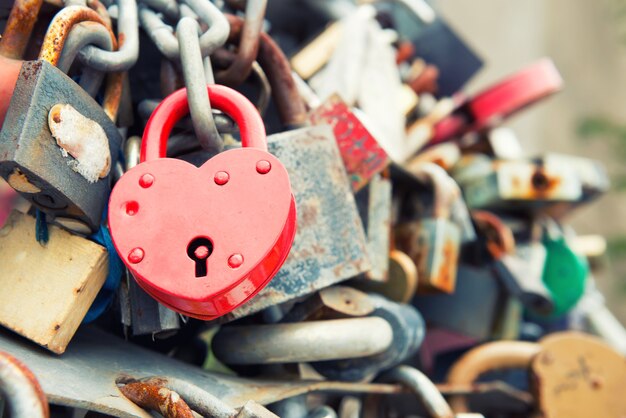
left=212, top=317, right=393, bottom=365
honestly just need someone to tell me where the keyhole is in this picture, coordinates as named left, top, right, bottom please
left=187, top=237, right=213, bottom=277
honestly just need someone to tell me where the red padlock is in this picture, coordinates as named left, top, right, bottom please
left=108, top=85, right=297, bottom=320
left=430, top=58, right=563, bottom=144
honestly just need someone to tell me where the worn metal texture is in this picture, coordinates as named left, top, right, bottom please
left=0, top=60, right=122, bottom=232
left=0, top=351, right=49, bottom=418
left=221, top=125, right=370, bottom=321
left=212, top=317, right=394, bottom=364
left=119, top=381, right=194, bottom=418
left=460, top=159, right=583, bottom=210
left=0, top=327, right=405, bottom=417
left=395, top=218, right=461, bottom=294
left=38, top=5, right=123, bottom=121
left=414, top=264, right=504, bottom=340
left=0, top=0, right=44, bottom=59
left=308, top=95, right=390, bottom=192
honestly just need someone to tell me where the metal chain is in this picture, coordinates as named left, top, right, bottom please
left=177, top=17, right=223, bottom=152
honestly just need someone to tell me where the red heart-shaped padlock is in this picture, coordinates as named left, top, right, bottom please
left=108, top=85, right=297, bottom=320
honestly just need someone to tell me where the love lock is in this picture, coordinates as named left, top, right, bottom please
left=108, top=85, right=297, bottom=320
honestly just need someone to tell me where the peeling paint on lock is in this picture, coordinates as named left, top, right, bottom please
left=48, top=104, right=111, bottom=183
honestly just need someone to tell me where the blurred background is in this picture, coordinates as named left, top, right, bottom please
left=437, top=0, right=626, bottom=320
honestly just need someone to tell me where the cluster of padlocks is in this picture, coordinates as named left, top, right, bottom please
left=0, top=0, right=625, bottom=417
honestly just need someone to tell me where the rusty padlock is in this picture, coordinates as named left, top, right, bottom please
left=394, top=163, right=468, bottom=293
left=211, top=17, right=370, bottom=321
left=108, top=85, right=297, bottom=320
left=0, top=6, right=123, bottom=234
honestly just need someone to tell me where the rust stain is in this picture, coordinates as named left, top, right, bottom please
left=38, top=6, right=117, bottom=67
left=0, top=351, right=50, bottom=418
left=435, top=238, right=458, bottom=293
left=224, top=14, right=307, bottom=127
left=8, top=168, right=41, bottom=193
left=0, top=0, right=44, bottom=59
left=119, top=381, right=194, bottom=418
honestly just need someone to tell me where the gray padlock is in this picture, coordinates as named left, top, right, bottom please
left=0, top=60, right=122, bottom=233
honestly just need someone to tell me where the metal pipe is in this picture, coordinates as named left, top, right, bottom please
left=446, top=341, right=541, bottom=413
left=0, top=351, right=49, bottom=418
left=212, top=317, right=394, bottom=365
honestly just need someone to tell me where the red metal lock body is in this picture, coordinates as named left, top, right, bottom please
left=431, top=59, right=563, bottom=144
left=108, top=85, right=297, bottom=320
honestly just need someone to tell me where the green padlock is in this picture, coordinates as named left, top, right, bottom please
left=541, top=232, right=589, bottom=317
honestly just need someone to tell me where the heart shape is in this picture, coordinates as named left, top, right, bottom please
left=109, top=148, right=295, bottom=318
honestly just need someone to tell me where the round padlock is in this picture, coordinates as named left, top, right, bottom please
left=108, top=85, right=297, bottom=320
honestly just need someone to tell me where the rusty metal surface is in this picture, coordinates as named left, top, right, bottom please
left=461, top=159, right=583, bottom=210
left=447, top=340, right=541, bottom=413
left=308, top=95, right=390, bottom=192
left=0, top=351, right=49, bottom=418
left=221, top=126, right=370, bottom=321
left=216, top=0, right=267, bottom=86
left=0, top=326, right=406, bottom=417
left=0, top=0, right=44, bottom=59
left=37, top=5, right=122, bottom=121
left=221, top=14, right=308, bottom=127
left=0, top=60, right=122, bottom=232
left=38, top=6, right=116, bottom=66
left=119, top=381, right=194, bottom=418
left=281, top=286, right=376, bottom=323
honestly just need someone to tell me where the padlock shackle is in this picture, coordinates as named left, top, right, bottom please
left=141, top=85, right=267, bottom=162
left=446, top=341, right=541, bottom=413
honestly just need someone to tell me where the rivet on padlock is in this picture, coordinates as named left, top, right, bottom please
left=108, top=84, right=297, bottom=319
